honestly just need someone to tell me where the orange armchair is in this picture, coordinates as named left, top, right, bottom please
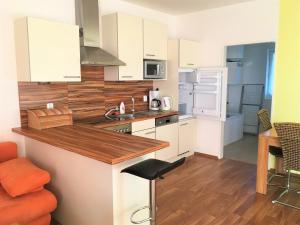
left=0, top=142, right=57, bottom=225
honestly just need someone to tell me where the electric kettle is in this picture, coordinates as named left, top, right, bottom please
left=161, top=97, right=172, bottom=111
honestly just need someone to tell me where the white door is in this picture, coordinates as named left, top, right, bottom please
left=193, top=75, right=222, bottom=117
left=155, top=123, right=179, bottom=161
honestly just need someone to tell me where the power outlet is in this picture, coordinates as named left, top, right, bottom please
left=47, top=103, right=54, bottom=109
left=143, top=95, right=148, bottom=102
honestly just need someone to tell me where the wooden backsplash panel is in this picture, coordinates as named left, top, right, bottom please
left=18, top=82, right=68, bottom=127
left=69, top=66, right=105, bottom=120
left=105, top=81, right=153, bottom=113
left=18, top=66, right=153, bottom=127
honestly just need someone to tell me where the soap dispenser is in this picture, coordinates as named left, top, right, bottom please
left=120, top=102, right=125, bottom=115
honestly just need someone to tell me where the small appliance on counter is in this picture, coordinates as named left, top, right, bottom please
left=149, top=88, right=161, bottom=111
left=161, top=96, right=172, bottom=111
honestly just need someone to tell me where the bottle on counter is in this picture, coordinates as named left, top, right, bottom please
left=120, top=102, right=125, bottom=115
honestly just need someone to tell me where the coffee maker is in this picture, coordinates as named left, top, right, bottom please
left=149, top=88, right=161, bottom=111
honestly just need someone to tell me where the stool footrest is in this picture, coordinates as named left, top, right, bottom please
left=131, top=206, right=152, bottom=224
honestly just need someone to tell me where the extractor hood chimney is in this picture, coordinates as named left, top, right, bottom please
left=75, top=0, right=125, bottom=66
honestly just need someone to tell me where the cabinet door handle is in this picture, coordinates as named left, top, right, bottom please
left=64, top=75, right=81, bottom=78
left=121, top=75, right=133, bottom=78
left=145, top=131, right=156, bottom=135
left=146, top=54, right=156, bottom=57
left=180, top=123, right=189, bottom=126
left=187, top=63, right=195, bottom=66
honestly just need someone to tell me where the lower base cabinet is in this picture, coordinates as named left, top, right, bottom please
left=155, top=123, right=179, bottom=161
left=132, top=128, right=156, bottom=139
left=178, top=118, right=197, bottom=155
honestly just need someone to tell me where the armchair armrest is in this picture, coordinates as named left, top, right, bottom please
left=0, top=142, right=18, bottom=163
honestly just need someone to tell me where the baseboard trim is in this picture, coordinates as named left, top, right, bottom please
left=194, top=152, right=219, bottom=160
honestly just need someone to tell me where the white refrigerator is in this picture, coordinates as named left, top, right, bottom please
left=179, top=67, right=228, bottom=121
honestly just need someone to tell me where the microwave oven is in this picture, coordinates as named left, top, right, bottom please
left=144, top=60, right=166, bottom=79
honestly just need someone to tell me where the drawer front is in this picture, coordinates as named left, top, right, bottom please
left=132, top=128, right=156, bottom=139
left=132, top=119, right=155, bottom=132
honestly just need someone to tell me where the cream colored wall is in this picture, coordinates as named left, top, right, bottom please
left=0, top=1, right=76, bottom=154
left=175, top=0, right=279, bottom=67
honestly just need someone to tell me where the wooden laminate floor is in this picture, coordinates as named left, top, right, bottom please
left=156, top=155, right=300, bottom=225
left=52, top=155, right=300, bottom=225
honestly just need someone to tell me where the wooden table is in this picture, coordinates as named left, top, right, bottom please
left=256, top=128, right=281, bottom=194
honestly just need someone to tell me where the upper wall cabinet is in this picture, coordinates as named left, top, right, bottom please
left=179, top=39, right=200, bottom=69
left=14, top=17, right=81, bottom=82
left=143, top=19, right=168, bottom=60
left=102, top=13, right=143, bottom=81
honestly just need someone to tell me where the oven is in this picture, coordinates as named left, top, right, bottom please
left=103, top=123, right=132, bottom=134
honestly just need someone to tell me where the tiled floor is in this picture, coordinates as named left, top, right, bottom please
left=224, top=134, right=258, bottom=164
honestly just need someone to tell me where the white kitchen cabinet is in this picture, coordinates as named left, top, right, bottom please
left=102, top=13, right=143, bottom=81
left=155, top=123, right=179, bottom=161
left=178, top=118, right=197, bottom=155
left=132, top=119, right=155, bottom=133
left=132, top=119, right=156, bottom=139
left=179, top=39, right=200, bottom=69
left=143, top=19, right=168, bottom=60
left=132, top=128, right=156, bottom=139
left=14, top=17, right=81, bottom=82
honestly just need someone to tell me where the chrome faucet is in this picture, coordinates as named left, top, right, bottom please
left=131, top=97, right=135, bottom=114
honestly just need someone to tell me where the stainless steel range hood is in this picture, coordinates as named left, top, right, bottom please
left=75, top=0, right=125, bottom=66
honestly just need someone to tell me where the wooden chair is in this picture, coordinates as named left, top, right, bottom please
left=257, top=109, right=285, bottom=185
left=273, top=123, right=300, bottom=209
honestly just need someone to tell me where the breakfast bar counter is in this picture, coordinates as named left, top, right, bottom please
left=12, top=125, right=169, bottom=164
left=12, top=113, right=176, bottom=225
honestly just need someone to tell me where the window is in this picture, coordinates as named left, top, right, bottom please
left=265, top=49, right=275, bottom=99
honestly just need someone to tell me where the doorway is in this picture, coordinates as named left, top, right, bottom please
left=223, top=42, right=276, bottom=164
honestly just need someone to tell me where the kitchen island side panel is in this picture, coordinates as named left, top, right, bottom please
left=24, top=138, right=114, bottom=225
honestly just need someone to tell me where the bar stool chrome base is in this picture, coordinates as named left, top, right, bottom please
left=121, top=158, right=186, bottom=225
left=130, top=180, right=156, bottom=225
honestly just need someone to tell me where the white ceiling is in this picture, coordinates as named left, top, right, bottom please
left=122, top=0, right=254, bottom=15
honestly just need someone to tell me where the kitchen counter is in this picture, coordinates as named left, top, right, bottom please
left=12, top=110, right=179, bottom=225
left=12, top=125, right=169, bottom=164
left=77, top=110, right=178, bottom=128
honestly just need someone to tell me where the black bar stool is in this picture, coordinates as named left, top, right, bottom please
left=121, top=157, right=186, bottom=225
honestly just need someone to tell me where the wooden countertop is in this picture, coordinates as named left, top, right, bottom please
left=77, top=111, right=178, bottom=128
left=12, top=125, right=169, bottom=165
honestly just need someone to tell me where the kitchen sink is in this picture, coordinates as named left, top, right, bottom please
left=105, top=113, right=135, bottom=120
